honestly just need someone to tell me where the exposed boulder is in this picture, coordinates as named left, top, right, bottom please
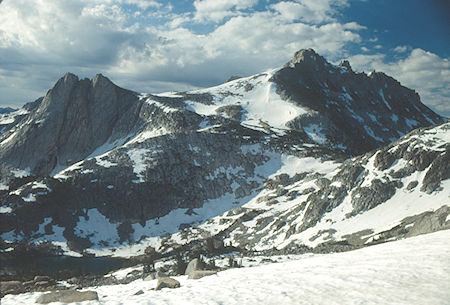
left=34, top=276, right=52, bottom=282
left=35, top=290, right=98, bottom=304
left=0, top=281, right=24, bottom=296
left=143, top=271, right=168, bottom=281
left=34, top=281, right=52, bottom=288
left=155, top=277, right=180, bottom=290
left=188, top=270, right=218, bottom=280
left=184, top=258, right=205, bottom=276
left=0, top=275, right=60, bottom=297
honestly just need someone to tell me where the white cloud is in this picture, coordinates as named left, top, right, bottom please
left=0, top=0, right=364, bottom=105
left=108, top=11, right=363, bottom=92
left=272, top=0, right=348, bottom=24
left=393, top=45, right=409, bottom=53
left=121, top=0, right=161, bottom=10
left=348, top=49, right=450, bottom=117
left=0, top=0, right=447, bottom=120
left=89, top=0, right=162, bottom=10
left=193, top=0, right=259, bottom=23
left=81, top=4, right=127, bottom=23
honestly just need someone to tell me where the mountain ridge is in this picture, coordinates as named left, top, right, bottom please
left=0, top=49, right=447, bottom=258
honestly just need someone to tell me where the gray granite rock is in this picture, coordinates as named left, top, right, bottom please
left=35, top=290, right=98, bottom=304
left=155, top=277, right=180, bottom=290
left=188, top=270, right=218, bottom=280
left=185, top=258, right=205, bottom=276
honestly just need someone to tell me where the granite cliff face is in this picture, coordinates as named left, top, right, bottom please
left=0, top=74, right=140, bottom=176
left=0, top=49, right=447, bottom=256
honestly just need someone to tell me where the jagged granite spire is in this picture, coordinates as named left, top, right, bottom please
left=338, top=60, right=352, bottom=71
left=285, top=48, right=328, bottom=69
left=0, top=73, right=140, bottom=175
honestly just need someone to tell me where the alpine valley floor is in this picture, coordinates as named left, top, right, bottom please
left=3, top=229, right=450, bottom=305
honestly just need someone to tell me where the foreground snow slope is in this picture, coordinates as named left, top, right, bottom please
left=4, top=230, right=450, bottom=305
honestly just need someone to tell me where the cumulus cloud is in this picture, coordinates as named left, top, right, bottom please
left=272, top=0, right=348, bottom=24
left=88, top=0, right=162, bottom=9
left=108, top=11, right=363, bottom=92
left=193, top=0, right=259, bottom=23
left=0, top=0, right=364, bottom=105
left=348, top=49, right=450, bottom=117
left=0, top=0, right=447, bottom=119
left=393, top=45, right=409, bottom=53
left=120, top=0, right=161, bottom=9
left=0, top=0, right=156, bottom=99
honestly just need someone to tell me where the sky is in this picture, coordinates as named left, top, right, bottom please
left=0, top=0, right=449, bottom=116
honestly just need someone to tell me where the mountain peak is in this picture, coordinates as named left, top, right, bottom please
left=0, top=71, right=139, bottom=176
left=63, top=72, right=79, bottom=83
left=92, top=73, right=113, bottom=88
left=58, top=73, right=113, bottom=89
left=285, top=48, right=326, bottom=68
left=338, top=60, right=352, bottom=71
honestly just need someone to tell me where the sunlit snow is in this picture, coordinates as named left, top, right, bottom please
left=3, top=230, right=449, bottom=305
left=187, top=71, right=307, bottom=132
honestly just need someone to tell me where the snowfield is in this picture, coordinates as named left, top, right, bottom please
left=3, top=230, right=450, bottom=305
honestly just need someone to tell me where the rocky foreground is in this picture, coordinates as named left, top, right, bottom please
left=2, top=230, right=450, bottom=305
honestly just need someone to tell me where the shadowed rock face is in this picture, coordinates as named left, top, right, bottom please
left=0, top=73, right=140, bottom=175
left=271, top=49, right=444, bottom=155
left=0, top=107, right=15, bottom=114
left=0, top=49, right=446, bottom=255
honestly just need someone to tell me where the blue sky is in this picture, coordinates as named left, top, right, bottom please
left=0, top=0, right=449, bottom=116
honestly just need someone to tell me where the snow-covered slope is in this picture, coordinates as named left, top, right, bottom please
left=0, top=49, right=446, bottom=257
left=3, top=229, right=450, bottom=305
left=0, top=108, right=28, bottom=135
left=101, top=122, right=449, bottom=257
left=185, top=70, right=307, bottom=132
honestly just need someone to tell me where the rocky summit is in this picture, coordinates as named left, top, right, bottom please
left=0, top=49, right=447, bottom=259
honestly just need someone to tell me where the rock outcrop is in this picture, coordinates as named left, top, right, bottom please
left=155, top=277, right=180, bottom=290
left=188, top=270, right=218, bottom=280
left=185, top=258, right=205, bottom=276
left=36, top=290, right=98, bottom=304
